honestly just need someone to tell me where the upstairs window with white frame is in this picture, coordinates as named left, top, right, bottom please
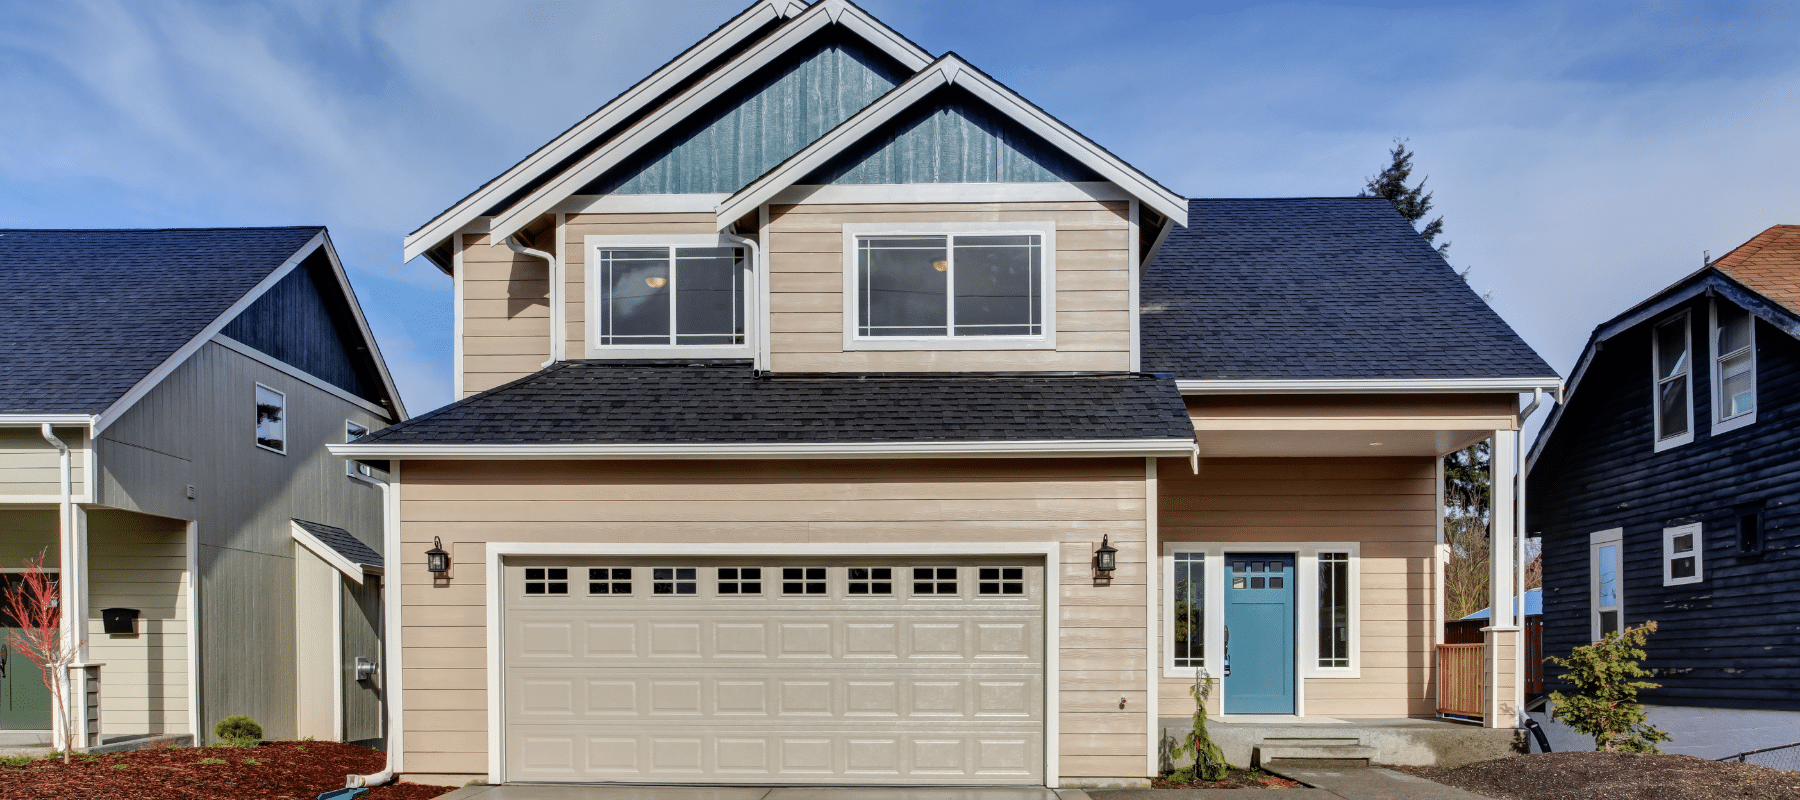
left=1712, top=301, right=1756, bottom=431
left=1663, top=523, right=1703, bottom=586
left=845, top=223, right=1054, bottom=350
left=1651, top=314, right=1693, bottom=449
left=255, top=383, right=286, bottom=454
left=586, top=237, right=750, bottom=358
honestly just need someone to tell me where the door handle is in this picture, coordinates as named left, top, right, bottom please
left=1222, top=625, right=1231, bottom=677
left=1, top=641, right=8, bottom=678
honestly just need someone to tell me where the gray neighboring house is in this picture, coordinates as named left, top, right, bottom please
left=0, top=227, right=405, bottom=750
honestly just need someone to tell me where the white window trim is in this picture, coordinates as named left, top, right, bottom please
left=1589, top=527, right=1624, bottom=641
left=583, top=234, right=757, bottom=359
left=254, top=382, right=287, bottom=455
left=840, top=221, right=1057, bottom=351
left=1662, top=522, right=1704, bottom=587
left=1710, top=300, right=1757, bottom=435
left=1160, top=542, right=1362, bottom=690
left=1651, top=313, right=1694, bottom=452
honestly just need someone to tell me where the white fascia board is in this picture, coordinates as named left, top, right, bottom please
left=314, top=230, right=408, bottom=420
left=1177, top=377, right=1564, bottom=395
left=0, top=415, right=96, bottom=427
left=401, top=0, right=803, bottom=262
left=485, top=0, right=934, bottom=247
left=716, top=54, right=1189, bottom=228
left=93, top=231, right=327, bottom=435
left=290, top=521, right=367, bottom=585
left=330, top=438, right=1199, bottom=460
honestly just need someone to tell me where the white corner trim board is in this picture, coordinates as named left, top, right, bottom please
left=331, top=438, right=1200, bottom=461
left=716, top=53, right=1188, bottom=227
left=483, top=0, right=933, bottom=247
left=481, top=540, right=1062, bottom=787
left=1177, top=377, right=1565, bottom=395
left=401, top=0, right=810, bottom=262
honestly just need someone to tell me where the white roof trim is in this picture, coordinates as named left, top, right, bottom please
left=290, top=521, right=371, bottom=585
left=717, top=53, right=1190, bottom=228
left=402, top=0, right=808, bottom=262
left=330, top=438, right=1199, bottom=461
left=0, top=415, right=96, bottom=427
left=92, top=231, right=405, bottom=435
left=1177, top=378, right=1563, bottom=395
left=483, top=0, right=933, bottom=247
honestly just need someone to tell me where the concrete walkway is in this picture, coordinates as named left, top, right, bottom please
left=1264, top=766, right=1492, bottom=799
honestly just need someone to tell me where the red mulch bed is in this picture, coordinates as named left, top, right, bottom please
left=1404, top=751, right=1800, bottom=800
left=1153, top=768, right=1302, bottom=789
left=0, top=741, right=456, bottom=800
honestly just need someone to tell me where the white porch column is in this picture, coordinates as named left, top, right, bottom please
left=1483, top=430, right=1521, bottom=728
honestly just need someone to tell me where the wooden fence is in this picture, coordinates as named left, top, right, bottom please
left=1445, top=614, right=1545, bottom=695
left=1436, top=643, right=1485, bottom=720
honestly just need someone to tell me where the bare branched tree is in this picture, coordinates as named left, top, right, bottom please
left=1443, top=441, right=1492, bottom=620
left=2, top=551, right=80, bottom=762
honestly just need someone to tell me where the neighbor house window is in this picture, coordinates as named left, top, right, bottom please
left=1590, top=528, right=1623, bottom=640
left=255, top=383, right=286, bottom=454
left=843, top=223, right=1055, bottom=349
left=586, top=237, right=750, bottom=357
left=1736, top=504, right=1765, bottom=555
left=345, top=421, right=373, bottom=477
left=1662, top=523, right=1703, bottom=586
left=1318, top=552, right=1351, bottom=668
left=1652, top=314, right=1692, bottom=450
left=1170, top=552, right=1204, bottom=669
left=1712, top=301, right=1755, bottom=431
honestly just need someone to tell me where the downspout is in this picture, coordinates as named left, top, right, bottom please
left=505, top=234, right=560, bottom=368
left=721, top=231, right=762, bottom=358
left=1514, top=388, right=1544, bottom=730
left=40, top=424, right=77, bottom=748
left=346, top=470, right=399, bottom=789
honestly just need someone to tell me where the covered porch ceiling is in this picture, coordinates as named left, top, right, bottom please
left=1185, top=393, right=1520, bottom=459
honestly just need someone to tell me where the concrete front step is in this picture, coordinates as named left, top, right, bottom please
left=1257, top=743, right=1380, bottom=766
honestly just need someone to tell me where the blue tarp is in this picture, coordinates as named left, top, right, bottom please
left=1462, top=588, right=1543, bottom=619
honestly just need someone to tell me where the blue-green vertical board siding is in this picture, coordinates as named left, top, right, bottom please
left=805, top=88, right=1103, bottom=185
left=587, top=31, right=911, bottom=195
left=221, top=253, right=373, bottom=402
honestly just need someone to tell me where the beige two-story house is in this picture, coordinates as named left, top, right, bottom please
left=337, top=0, right=1560, bottom=788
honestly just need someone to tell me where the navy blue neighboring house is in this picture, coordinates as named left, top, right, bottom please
left=1528, top=224, right=1800, bottom=709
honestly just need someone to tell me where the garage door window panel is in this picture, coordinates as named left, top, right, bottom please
left=653, top=567, right=697, bottom=595
left=847, top=567, right=893, bottom=595
left=525, top=568, right=569, bottom=595
left=913, top=567, right=958, bottom=596
left=978, top=567, right=1025, bottom=596
left=589, top=568, right=632, bottom=595
left=782, top=567, right=827, bottom=595
left=718, top=567, right=763, bottom=595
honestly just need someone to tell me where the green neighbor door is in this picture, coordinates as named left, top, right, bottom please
left=1222, top=554, right=1296, bottom=714
left=1, top=574, right=54, bottom=730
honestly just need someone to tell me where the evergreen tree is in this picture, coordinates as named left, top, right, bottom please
left=1360, top=137, right=1449, bottom=256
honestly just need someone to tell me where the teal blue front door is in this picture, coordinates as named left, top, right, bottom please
left=1223, top=554, right=1295, bottom=714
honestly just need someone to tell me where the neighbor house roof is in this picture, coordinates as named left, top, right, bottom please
left=342, top=361, right=1193, bottom=454
left=1705, top=224, right=1800, bottom=315
left=1140, top=198, right=1558, bottom=382
left=0, top=227, right=326, bottom=415
left=291, top=519, right=383, bottom=569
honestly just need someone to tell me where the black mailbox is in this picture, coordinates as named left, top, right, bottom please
left=101, top=607, right=139, bottom=635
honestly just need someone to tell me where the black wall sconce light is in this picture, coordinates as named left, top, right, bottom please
left=1094, top=535, right=1118, bottom=577
left=425, top=536, right=451, bottom=574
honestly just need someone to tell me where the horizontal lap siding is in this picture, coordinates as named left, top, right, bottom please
left=460, top=233, right=551, bottom=396
left=766, top=201, right=1132, bottom=373
left=1156, top=457, right=1439, bottom=719
left=398, top=458, right=1152, bottom=781
left=0, top=427, right=88, bottom=499
left=561, top=213, right=718, bottom=359
left=86, top=510, right=190, bottom=735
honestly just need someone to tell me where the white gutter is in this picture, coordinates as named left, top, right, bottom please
left=330, top=439, right=1200, bottom=461
left=346, top=466, right=401, bottom=789
left=0, top=415, right=96, bottom=427
left=504, top=235, right=560, bottom=368
left=721, top=230, right=763, bottom=369
left=1177, top=378, right=1564, bottom=395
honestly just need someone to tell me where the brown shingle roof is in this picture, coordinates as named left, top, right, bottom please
left=1708, top=225, right=1800, bottom=314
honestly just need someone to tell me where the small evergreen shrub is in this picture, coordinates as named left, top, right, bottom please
left=1549, top=621, right=1672, bottom=753
left=1166, top=673, right=1230, bottom=782
left=214, top=715, right=263, bottom=747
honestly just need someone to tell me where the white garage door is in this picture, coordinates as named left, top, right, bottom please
left=502, top=557, right=1045, bottom=784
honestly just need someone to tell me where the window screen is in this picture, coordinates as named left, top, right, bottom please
left=856, top=234, right=1042, bottom=338
left=594, top=246, right=745, bottom=347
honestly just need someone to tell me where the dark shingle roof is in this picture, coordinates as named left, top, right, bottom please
left=292, top=519, right=382, bottom=568
left=0, top=227, right=323, bottom=414
left=1141, top=198, right=1555, bottom=380
left=357, top=361, right=1193, bottom=445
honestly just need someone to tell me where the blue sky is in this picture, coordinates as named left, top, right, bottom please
left=3, top=0, right=1797, bottom=416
